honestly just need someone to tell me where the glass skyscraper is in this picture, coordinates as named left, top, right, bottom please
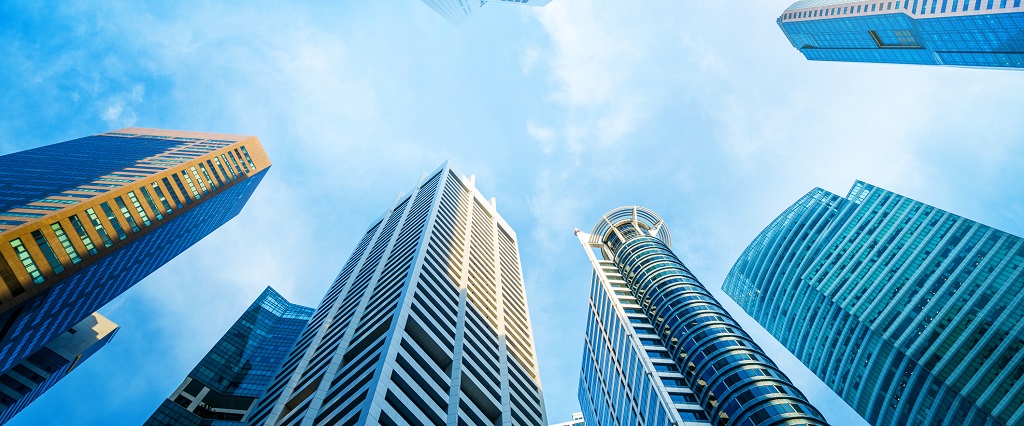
left=420, top=0, right=553, bottom=25
left=724, top=181, right=1024, bottom=426
left=778, top=0, right=1024, bottom=68
left=0, top=128, right=269, bottom=390
left=0, top=313, right=118, bottom=425
left=246, top=162, right=547, bottom=425
left=145, top=287, right=313, bottom=425
left=575, top=207, right=827, bottom=426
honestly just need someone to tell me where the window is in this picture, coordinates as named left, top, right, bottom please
left=100, top=203, right=128, bottom=240
left=205, top=160, right=224, bottom=186
left=158, top=179, right=182, bottom=210
left=171, top=175, right=193, bottom=205
left=189, top=166, right=209, bottom=195
left=181, top=171, right=201, bottom=200
left=240, top=145, right=257, bottom=171
left=228, top=151, right=246, bottom=174
left=139, top=187, right=164, bottom=220
left=114, top=197, right=141, bottom=232
left=221, top=154, right=240, bottom=179
left=86, top=208, right=114, bottom=247
left=9, top=238, right=43, bottom=284
left=31, top=230, right=64, bottom=274
left=214, top=157, right=233, bottom=182
left=68, top=215, right=98, bottom=255
left=50, top=222, right=82, bottom=264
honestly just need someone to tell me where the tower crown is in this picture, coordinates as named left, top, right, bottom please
left=590, top=206, right=671, bottom=253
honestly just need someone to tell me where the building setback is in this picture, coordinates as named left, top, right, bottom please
left=247, top=162, right=547, bottom=425
left=145, top=287, right=313, bottom=425
left=0, top=313, right=117, bottom=425
left=420, top=0, right=552, bottom=26
left=575, top=207, right=827, bottom=426
left=0, top=128, right=269, bottom=387
left=724, top=181, right=1024, bottom=426
left=778, top=0, right=1024, bottom=68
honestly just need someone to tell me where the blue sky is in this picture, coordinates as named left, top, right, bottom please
left=2, top=1, right=1023, bottom=425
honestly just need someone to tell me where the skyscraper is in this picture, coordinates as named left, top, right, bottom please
left=247, top=162, right=547, bottom=425
left=724, top=181, right=1024, bottom=426
left=575, top=207, right=827, bottom=426
left=0, top=128, right=269, bottom=384
left=420, top=0, right=553, bottom=26
left=0, top=313, right=118, bottom=425
left=777, top=0, right=1024, bottom=68
left=146, top=287, right=313, bottom=425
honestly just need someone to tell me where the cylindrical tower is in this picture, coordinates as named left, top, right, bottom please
left=587, top=206, right=829, bottom=426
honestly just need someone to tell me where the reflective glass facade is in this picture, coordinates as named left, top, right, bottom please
left=145, top=287, right=313, bottom=425
left=420, top=0, right=552, bottom=25
left=0, top=128, right=270, bottom=388
left=576, top=207, right=826, bottom=426
left=724, top=181, right=1024, bottom=426
left=0, top=313, right=117, bottom=425
left=247, top=163, right=546, bottom=426
left=778, top=0, right=1024, bottom=68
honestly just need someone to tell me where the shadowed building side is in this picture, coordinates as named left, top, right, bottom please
left=0, top=313, right=118, bottom=425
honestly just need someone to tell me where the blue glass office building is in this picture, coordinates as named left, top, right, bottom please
left=0, top=313, right=118, bottom=425
left=778, top=0, right=1024, bottom=68
left=575, top=207, right=827, bottom=426
left=0, top=128, right=269, bottom=389
left=724, top=181, right=1024, bottom=426
left=145, top=287, right=313, bottom=425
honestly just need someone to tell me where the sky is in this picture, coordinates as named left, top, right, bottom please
left=1, top=1, right=1023, bottom=425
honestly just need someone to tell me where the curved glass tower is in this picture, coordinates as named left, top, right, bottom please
left=576, top=207, right=827, bottom=426
left=724, top=181, right=1024, bottom=426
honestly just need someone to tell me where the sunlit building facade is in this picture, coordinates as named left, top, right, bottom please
left=146, top=287, right=313, bottom=425
left=576, top=207, right=827, bottom=426
left=247, top=162, right=547, bottom=425
left=420, top=0, right=552, bottom=25
left=778, top=0, right=1024, bottom=68
left=0, top=313, right=117, bottom=425
left=0, top=128, right=269, bottom=383
left=724, top=181, right=1024, bottom=426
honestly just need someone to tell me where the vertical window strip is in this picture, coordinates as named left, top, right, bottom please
left=161, top=178, right=185, bottom=209
left=206, top=160, right=225, bottom=186
left=9, top=238, right=43, bottom=284
left=220, top=154, right=239, bottom=179
left=181, top=171, right=202, bottom=200
left=228, top=151, right=245, bottom=175
left=190, top=166, right=209, bottom=195
left=114, top=197, right=141, bottom=232
left=69, top=215, right=99, bottom=255
left=240, top=145, right=257, bottom=171
left=139, top=187, right=164, bottom=220
left=128, top=192, right=153, bottom=226
left=171, top=175, right=194, bottom=205
left=85, top=208, right=114, bottom=248
left=199, top=163, right=218, bottom=191
left=233, top=149, right=250, bottom=173
left=50, top=222, right=82, bottom=264
left=99, top=203, right=128, bottom=241
left=30, top=230, right=64, bottom=275
left=214, top=157, right=233, bottom=182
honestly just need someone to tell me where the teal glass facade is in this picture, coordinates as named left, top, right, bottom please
left=724, top=181, right=1024, bottom=426
left=778, top=1, right=1024, bottom=68
left=577, top=207, right=827, bottom=426
left=145, top=287, right=312, bottom=425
